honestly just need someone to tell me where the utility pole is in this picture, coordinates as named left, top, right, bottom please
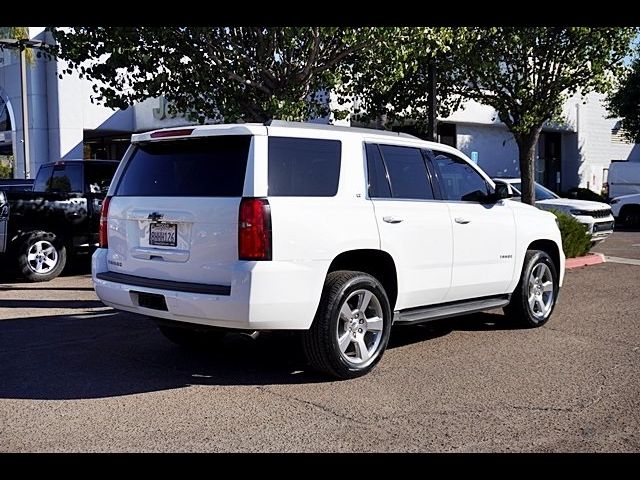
left=18, top=43, right=30, bottom=178
left=426, top=60, right=437, bottom=142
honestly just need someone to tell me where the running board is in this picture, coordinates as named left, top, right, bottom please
left=393, top=295, right=510, bottom=325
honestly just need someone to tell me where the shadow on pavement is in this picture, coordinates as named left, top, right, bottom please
left=0, top=308, right=514, bottom=401
left=0, top=255, right=92, bottom=285
left=0, top=299, right=105, bottom=309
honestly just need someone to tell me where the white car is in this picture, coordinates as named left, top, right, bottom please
left=610, top=193, right=640, bottom=227
left=93, top=121, right=565, bottom=379
left=493, top=178, right=614, bottom=244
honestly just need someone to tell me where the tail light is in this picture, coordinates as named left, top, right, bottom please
left=238, top=197, right=272, bottom=260
left=99, top=196, right=112, bottom=248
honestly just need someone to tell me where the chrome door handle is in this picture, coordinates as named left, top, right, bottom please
left=383, top=216, right=403, bottom=224
left=454, top=217, right=471, bottom=224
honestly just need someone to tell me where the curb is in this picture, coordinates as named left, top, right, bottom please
left=565, top=252, right=606, bottom=269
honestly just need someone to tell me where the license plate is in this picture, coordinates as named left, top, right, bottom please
left=149, top=222, right=177, bottom=246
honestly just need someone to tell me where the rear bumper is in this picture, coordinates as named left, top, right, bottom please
left=92, top=248, right=327, bottom=330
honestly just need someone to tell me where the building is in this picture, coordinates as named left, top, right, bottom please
left=1, top=28, right=639, bottom=195
left=0, top=28, right=188, bottom=178
left=440, top=93, right=640, bottom=194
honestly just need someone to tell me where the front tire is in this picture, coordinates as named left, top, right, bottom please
left=15, top=231, right=67, bottom=282
left=504, top=250, right=559, bottom=328
left=302, top=271, right=392, bottom=379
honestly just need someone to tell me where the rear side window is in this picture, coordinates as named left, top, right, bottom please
left=268, top=137, right=341, bottom=196
left=33, top=165, right=53, bottom=192
left=115, top=136, right=251, bottom=196
left=365, top=144, right=391, bottom=198
left=49, top=164, right=83, bottom=193
left=378, top=145, right=434, bottom=200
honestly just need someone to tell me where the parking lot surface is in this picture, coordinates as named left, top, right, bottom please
left=1, top=232, right=639, bottom=452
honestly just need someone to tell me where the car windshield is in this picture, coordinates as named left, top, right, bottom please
left=509, top=182, right=559, bottom=201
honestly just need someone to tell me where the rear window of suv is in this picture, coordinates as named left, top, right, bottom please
left=115, top=136, right=251, bottom=197
left=268, top=137, right=341, bottom=196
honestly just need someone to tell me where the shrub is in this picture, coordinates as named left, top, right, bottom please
left=549, top=209, right=592, bottom=258
left=0, top=162, right=12, bottom=179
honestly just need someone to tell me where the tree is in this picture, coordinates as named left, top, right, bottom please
left=335, top=28, right=463, bottom=131
left=607, top=57, right=640, bottom=143
left=446, top=27, right=637, bottom=205
left=0, top=26, right=35, bottom=62
left=49, top=27, right=416, bottom=124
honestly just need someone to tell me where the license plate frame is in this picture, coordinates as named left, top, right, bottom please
left=149, top=222, right=177, bottom=247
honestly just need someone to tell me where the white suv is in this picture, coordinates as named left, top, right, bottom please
left=92, top=121, right=565, bottom=379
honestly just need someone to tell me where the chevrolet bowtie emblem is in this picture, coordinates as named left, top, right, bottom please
left=148, top=212, right=164, bottom=221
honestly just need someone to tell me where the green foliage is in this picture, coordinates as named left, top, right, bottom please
left=550, top=210, right=592, bottom=258
left=0, top=27, right=35, bottom=63
left=336, top=27, right=462, bottom=130
left=49, top=27, right=462, bottom=128
left=447, top=27, right=638, bottom=205
left=607, top=57, right=640, bottom=143
left=49, top=27, right=413, bottom=124
left=0, top=161, right=12, bottom=179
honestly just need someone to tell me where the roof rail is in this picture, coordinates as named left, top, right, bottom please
left=264, top=119, right=420, bottom=140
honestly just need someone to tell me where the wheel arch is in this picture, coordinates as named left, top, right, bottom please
left=527, top=239, right=561, bottom=276
left=327, top=249, right=398, bottom=310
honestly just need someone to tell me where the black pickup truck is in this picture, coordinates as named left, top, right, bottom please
left=0, top=160, right=119, bottom=281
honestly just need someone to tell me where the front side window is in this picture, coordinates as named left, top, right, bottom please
left=509, top=182, right=559, bottom=201
left=378, top=144, right=434, bottom=200
left=431, top=151, right=490, bottom=202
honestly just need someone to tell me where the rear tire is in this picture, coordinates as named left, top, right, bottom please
left=504, top=250, right=559, bottom=328
left=302, top=270, right=392, bottom=379
left=156, top=322, right=227, bottom=349
left=15, top=231, right=67, bottom=282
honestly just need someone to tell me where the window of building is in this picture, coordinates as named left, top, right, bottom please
left=437, top=123, right=456, bottom=147
left=431, top=150, right=490, bottom=201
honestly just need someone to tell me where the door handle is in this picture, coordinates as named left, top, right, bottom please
left=383, top=216, right=403, bottom=224
left=454, top=217, right=471, bottom=224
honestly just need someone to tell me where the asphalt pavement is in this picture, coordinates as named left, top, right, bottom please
left=0, top=232, right=639, bottom=452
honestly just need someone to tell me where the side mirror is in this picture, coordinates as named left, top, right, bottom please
left=494, top=182, right=514, bottom=200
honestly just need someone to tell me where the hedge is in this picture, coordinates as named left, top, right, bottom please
left=549, top=209, right=592, bottom=258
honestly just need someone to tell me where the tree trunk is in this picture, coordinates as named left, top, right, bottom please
left=515, top=126, right=543, bottom=206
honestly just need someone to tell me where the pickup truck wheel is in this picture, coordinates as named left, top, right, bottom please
left=504, top=250, right=558, bottom=328
left=16, top=231, right=67, bottom=282
left=303, top=271, right=392, bottom=379
left=157, top=323, right=227, bottom=349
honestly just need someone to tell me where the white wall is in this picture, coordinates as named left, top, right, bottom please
left=571, top=92, right=640, bottom=192
left=133, top=97, right=193, bottom=132
left=456, top=123, right=521, bottom=178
